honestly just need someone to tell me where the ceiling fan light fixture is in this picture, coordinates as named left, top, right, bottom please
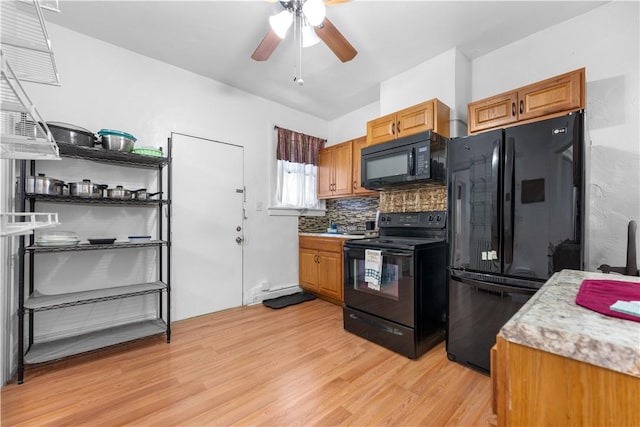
left=302, top=23, right=321, bottom=47
left=269, top=10, right=293, bottom=39
left=302, top=0, right=326, bottom=27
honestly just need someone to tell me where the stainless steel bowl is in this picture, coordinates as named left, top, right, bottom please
left=100, top=134, right=135, bottom=152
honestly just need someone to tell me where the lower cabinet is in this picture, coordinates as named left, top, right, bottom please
left=299, top=236, right=345, bottom=303
left=493, top=336, right=640, bottom=427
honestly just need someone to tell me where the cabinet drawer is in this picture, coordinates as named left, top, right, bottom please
left=299, top=236, right=343, bottom=253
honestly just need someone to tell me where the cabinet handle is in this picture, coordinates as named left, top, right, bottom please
left=391, top=122, right=395, bottom=135
left=511, top=102, right=516, bottom=116
left=396, top=121, right=400, bottom=134
left=353, top=180, right=357, bottom=189
left=519, top=100, right=524, bottom=114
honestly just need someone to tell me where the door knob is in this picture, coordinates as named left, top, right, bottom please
left=236, top=236, right=243, bottom=244
left=236, top=226, right=242, bottom=232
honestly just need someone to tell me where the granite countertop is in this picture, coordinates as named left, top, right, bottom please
left=499, top=269, right=640, bottom=378
left=299, top=232, right=367, bottom=239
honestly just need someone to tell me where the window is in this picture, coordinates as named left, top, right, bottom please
left=274, top=126, right=325, bottom=210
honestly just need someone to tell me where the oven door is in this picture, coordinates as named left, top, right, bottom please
left=343, top=245, right=415, bottom=327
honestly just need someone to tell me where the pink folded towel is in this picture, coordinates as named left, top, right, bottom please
left=575, top=279, right=640, bottom=322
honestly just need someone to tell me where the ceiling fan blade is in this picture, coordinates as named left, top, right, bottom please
left=251, top=30, right=282, bottom=61
left=314, top=17, right=357, bottom=63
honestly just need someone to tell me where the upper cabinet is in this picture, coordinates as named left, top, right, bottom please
left=351, top=136, right=377, bottom=196
left=366, top=98, right=451, bottom=146
left=318, top=140, right=353, bottom=199
left=468, top=68, right=585, bottom=134
left=318, top=136, right=377, bottom=200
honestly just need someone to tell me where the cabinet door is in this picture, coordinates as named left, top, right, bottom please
left=318, top=250, right=343, bottom=301
left=299, top=248, right=319, bottom=291
left=396, top=100, right=434, bottom=138
left=331, top=141, right=353, bottom=197
left=468, top=91, right=519, bottom=133
left=517, top=69, right=584, bottom=122
left=352, top=136, right=377, bottom=195
left=366, top=112, right=397, bottom=145
left=317, top=148, right=334, bottom=199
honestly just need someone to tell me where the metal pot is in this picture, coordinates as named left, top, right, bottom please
left=24, top=173, right=65, bottom=195
left=47, top=122, right=97, bottom=147
left=131, top=189, right=162, bottom=200
left=98, top=129, right=136, bottom=152
left=68, top=179, right=106, bottom=198
left=106, top=185, right=132, bottom=200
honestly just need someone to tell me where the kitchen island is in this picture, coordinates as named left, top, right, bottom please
left=493, top=269, right=640, bottom=427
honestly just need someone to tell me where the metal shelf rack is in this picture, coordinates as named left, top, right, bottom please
left=16, top=139, right=173, bottom=383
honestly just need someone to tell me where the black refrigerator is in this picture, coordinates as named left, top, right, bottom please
left=446, top=111, right=584, bottom=373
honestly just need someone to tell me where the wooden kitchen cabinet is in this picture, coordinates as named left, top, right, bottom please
left=318, top=140, right=353, bottom=199
left=299, top=236, right=345, bottom=303
left=366, top=98, right=451, bottom=145
left=493, top=335, right=639, bottom=427
left=351, top=136, right=377, bottom=196
left=468, top=68, right=585, bottom=134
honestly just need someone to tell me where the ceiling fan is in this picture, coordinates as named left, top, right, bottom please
left=251, top=0, right=357, bottom=63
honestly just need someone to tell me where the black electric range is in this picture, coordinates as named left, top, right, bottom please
left=343, top=211, right=448, bottom=358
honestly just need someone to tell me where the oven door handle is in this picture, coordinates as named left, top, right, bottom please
left=344, top=247, right=412, bottom=258
left=382, top=251, right=413, bottom=257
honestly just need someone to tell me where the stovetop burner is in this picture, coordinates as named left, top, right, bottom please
left=345, top=211, right=447, bottom=250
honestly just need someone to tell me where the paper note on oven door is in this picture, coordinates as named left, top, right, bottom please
left=364, top=249, right=383, bottom=290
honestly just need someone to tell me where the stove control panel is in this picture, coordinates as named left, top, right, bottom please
left=378, top=211, right=446, bottom=228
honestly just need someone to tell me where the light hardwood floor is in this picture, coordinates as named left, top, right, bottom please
left=1, top=299, right=493, bottom=426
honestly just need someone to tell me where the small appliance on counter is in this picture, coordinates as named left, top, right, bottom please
left=364, top=220, right=378, bottom=238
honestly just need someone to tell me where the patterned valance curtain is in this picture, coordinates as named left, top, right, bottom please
left=275, top=126, right=325, bottom=165
left=274, top=126, right=326, bottom=209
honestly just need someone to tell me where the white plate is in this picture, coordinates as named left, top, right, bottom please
left=35, top=240, right=80, bottom=247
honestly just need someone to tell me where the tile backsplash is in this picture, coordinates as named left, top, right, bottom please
left=379, top=183, right=447, bottom=212
left=298, top=196, right=379, bottom=233
left=298, top=185, right=448, bottom=233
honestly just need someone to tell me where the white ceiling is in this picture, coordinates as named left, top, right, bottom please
left=45, top=0, right=606, bottom=120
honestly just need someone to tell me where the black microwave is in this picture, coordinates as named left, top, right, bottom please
left=361, top=131, right=447, bottom=190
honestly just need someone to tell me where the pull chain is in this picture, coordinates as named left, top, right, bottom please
left=292, top=4, right=304, bottom=86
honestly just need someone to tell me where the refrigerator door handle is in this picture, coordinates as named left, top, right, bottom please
left=503, top=137, right=515, bottom=267
left=491, top=139, right=500, bottom=254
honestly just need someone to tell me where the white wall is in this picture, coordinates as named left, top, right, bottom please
left=27, top=23, right=329, bottom=300
left=379, top=47, right=471, bottom=138
left=472, top=1, right=640, bottom=271
left=1, top=23, right=328, bottom=383
left=327, top=101, right=379, bottom=146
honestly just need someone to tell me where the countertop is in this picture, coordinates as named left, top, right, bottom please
left=499, top=269, right=640, bottom=378
left=298, top=232, right=368, bottom=239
